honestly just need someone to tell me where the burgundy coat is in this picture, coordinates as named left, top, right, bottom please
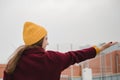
left=3, top=47, right=97, bottom=80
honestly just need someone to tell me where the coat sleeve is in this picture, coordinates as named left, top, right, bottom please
left=47, top=47, right=97, bottom=71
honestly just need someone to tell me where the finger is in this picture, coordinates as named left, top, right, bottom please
left=110, top=42, right=118, bottom=46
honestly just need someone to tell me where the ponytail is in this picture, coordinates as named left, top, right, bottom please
left=5, top=45, right=28, bottom=74
left=5, top=37, right=44, bottom=74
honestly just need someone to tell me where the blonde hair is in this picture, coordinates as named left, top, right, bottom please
left=5, top=45, right=28, bottom=74
left=5, top=38, right=44, bottom=74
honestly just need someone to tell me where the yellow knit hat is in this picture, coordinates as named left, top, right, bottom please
left=23, top=22, right=47, bottom=45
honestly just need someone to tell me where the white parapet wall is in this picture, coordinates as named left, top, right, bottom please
left=82, top=67, right=92, bottom=80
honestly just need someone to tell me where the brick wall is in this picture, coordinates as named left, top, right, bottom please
left=0, top=64, right=6, bottom=78
left=61, top=65, right=81, bottom=77
left=83, top=50, right=120, bottom=76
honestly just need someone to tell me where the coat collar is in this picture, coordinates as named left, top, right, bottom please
left=24, top=46, right=46, bottom=54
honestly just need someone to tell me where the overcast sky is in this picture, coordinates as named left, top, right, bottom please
left=0, top=0, right=120, bottom=63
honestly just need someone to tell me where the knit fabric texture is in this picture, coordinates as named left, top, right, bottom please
left=23, top=22, right=47, bottom=45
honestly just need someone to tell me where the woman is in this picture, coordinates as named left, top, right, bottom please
left=3, top=21, right=117, bottom=80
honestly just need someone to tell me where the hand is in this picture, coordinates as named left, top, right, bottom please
left=99, top=42, right=118, bottom=52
